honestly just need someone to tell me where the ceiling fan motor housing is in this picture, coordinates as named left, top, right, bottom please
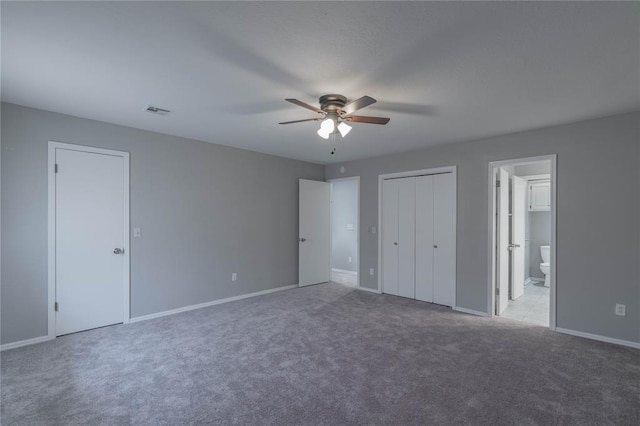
left=319, top=94, right=347, bottom=114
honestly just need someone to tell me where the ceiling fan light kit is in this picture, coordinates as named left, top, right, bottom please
left=280, top=94, right=390, bottom=140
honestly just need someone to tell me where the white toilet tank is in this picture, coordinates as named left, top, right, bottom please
left=540, top=245, right=550, bottom=263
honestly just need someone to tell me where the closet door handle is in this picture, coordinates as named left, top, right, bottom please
left=433, top=245, right=438, bottom=248
left=394, top=242, right=398, bottom=246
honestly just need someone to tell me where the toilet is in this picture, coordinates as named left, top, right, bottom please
left=539, top=245, right=550, bottom=287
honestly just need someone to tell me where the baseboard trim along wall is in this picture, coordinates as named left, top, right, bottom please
left=332, top=268, right=358, bottom=275
left=0, top=335, right=53, bottom=352
left=453, top=306, right=490, bottom=317
left=130, top=284, right=298, bottom=323
left=555, top=327, right=640, bottom=350
left=356, top=286, right=381, bottom=294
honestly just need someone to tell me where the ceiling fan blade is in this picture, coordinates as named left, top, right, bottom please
left=279, top=118, right=322, bottom=125
left=285, top=99, right=323, bottom=114
left=341, top=96, right=377, bottom=115
left=345, top=115, right=390, bottom=125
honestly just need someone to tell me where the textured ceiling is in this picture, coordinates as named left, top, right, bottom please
left=2, top=1, right=638, bottom=164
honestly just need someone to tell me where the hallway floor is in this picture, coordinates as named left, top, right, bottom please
left=500, top=280, right=550, bottom=326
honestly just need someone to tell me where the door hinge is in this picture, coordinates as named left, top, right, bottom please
left=495, top=288, right=500, bottom=296
left=496, top=180, right=500, bottom=188
left=55, top=164, right=58, bottom=173
left=54, top=302, right=59, bottom=312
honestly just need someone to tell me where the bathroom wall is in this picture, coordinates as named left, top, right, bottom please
left=331, top=179, right=358, bottom=272
left=529, top=211, right=551, bottom=279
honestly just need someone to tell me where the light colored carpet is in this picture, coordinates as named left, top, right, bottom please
left=1, top=283, right=639, bottom=425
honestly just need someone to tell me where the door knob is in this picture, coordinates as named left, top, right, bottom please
left=113, top=248, right=124, bottom=254
left=299, top=238, right=306, bottom=242
left=433, top=245, right=438, bottom=248
left=394, top=242, right=398, bottom=246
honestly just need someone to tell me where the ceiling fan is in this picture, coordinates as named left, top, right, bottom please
left=279, top=94, right=390, bottom=139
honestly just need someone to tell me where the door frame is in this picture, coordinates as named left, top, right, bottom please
left=47, top=141, right=130, bottom=339
left=377, top=166, right=457, bottom=307
left=487, top=155, right=557, bottom=330
left=327, top=176, right=360, bottom=289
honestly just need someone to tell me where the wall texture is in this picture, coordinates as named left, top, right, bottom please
left=326, top=111, right=640, bottom=343
left=331, top=179, right=358, bottom=272
left=1, top=103, right=324, bottom=345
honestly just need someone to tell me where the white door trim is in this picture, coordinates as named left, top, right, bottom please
left=377, top=166, right=457, bottom=308
left=487, top=155, right=557, bottom=330
left=48, top=141, right=130, bottom=340
left=327, top=176, right=360, bottom=289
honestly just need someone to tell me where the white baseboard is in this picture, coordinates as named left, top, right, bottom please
left=332, top=268, right=358, bottom=275
left=555, top=327, right=640, bottom=350
left=1, top=335, right=53, bottom=351
left=453, top=306, right=490, bottom=317
left=527, top=277, right=544, bottom=284
left=356, top=286, right=381, bottom=294
left=130, top=284, right=297, bottom=323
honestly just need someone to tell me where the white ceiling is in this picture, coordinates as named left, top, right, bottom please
left=2, top=1, right=638, bottom=164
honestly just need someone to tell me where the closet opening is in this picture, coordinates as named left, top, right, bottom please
left=377, top=166, right=457, bottom=308
left=328, top=177, right=360, bottom=287
left=488, top=155, right=557, bottom=328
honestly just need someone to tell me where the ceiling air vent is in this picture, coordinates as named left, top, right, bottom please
left=144, top=105, right=171, bottom=115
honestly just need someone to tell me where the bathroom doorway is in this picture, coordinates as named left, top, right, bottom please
left=488, top=156, right=556, bottom=328
left=329, top=177, right=359, bottom=287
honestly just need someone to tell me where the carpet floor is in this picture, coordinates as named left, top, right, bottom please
left=1, top=283, right=639, bottom=425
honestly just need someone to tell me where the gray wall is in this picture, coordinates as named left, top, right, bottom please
left=1, top=103, right=324, bottom=345
left=529, top=212, right=551, bottom=279
left=331, top=179, right=358, bottom=272
left=515, top=162, right=551, bottom=176
left=326, top=111, right=640, bottom=343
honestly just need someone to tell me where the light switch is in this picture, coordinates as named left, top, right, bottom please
left=370, top=226, right=377, bottom=234
left=133, top=227, right=141, bottom=238
left=346, top=224, right=354, bottom=231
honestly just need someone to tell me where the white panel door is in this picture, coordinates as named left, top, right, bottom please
left=511, top=176, right=527, bottom=300
left=496, top=168, right=510, bottom=314
left=397, top=177, right=416, bottom=299
left=433, top=173, right=456, bottom=307
left=299, top=179, right=331, bottom=286
left=382, top=179, right=399, bottom=296
left=56, top=149, right=125, bottom=336
left=415, top=175, right=434, bottom=303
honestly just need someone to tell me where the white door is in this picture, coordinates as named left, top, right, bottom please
left=299, top=179, right=331, bottom=286
left=415, top=175, right=434, bottom=303
left=55, top=148, right=126, bottom=336
left=511, top=176, right=527, bottom=300
left=382, top=179, right=399, bottom=295
left=496, top=168, right=510, bottom=314
left=433, top=173, right=456, bottom=306
left=397, top=178, right=416, bottom=299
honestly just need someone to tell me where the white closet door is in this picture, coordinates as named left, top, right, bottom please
left=397, top=177, right=416, bottom=299
left=415, top=175, right=434, bottom=302
left=382, top=179, right=399, bottom=296
left=433, top=173, right=456, bottom=306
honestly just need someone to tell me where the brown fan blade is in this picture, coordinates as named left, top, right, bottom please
left=345, top=115, right=390, bottom=125
left=341, top=96, right=376, bottom=115
left=279, top=118, right=323, bottom=125
left=285, top=99, right=323, bottom=114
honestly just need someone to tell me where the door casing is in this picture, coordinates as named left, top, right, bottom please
left=488, top=155, right=557, bottom=330
left=48, top=141, right=130, bottom=340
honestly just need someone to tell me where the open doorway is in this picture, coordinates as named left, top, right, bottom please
left=329, top=177, right=359, bottom=287
left=489, top=156, right=556, bottom=328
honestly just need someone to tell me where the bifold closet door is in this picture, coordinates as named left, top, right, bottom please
left=415, top=175, right=434, bottom=302
left=382, top=179, right=399, bottom=296
left=433, top=173, right=455, bottom=306
left=397, top=177, right=416, bottom=299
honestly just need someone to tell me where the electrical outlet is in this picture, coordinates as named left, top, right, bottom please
left=369, top=268, right=375, bottom=276
left=615, top=304, right=626, bottom=316
left=232, top=273, right=237, bottom=282
left=348, top=257, right=352, bottom=263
